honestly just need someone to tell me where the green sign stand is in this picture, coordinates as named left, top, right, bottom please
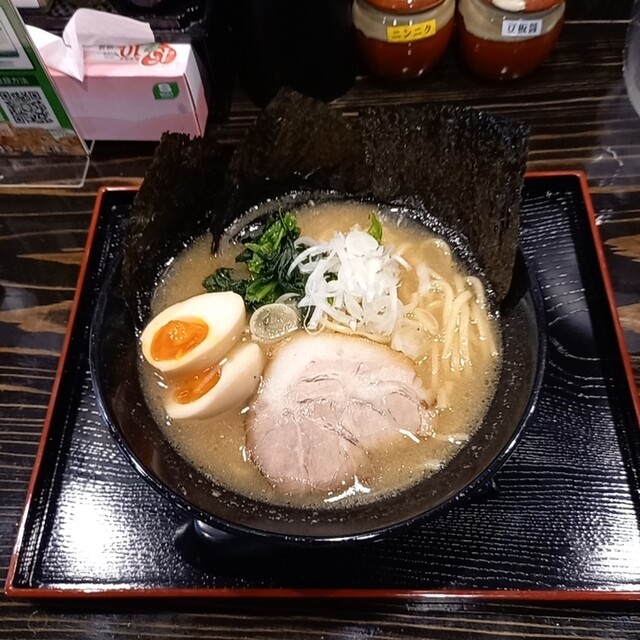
left=0, top=1, right=90, bottom=187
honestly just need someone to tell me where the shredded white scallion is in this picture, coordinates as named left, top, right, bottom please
left=292, top=229, right=405, bottom=337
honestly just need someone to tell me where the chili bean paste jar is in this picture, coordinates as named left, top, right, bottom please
left=353, top=0, right=455, bottom=81
left=457, top=0, right=565, bottom=80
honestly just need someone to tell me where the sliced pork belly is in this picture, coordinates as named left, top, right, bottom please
left=246, top=333, right=432, bottom=494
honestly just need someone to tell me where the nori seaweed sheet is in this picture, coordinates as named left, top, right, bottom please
left=357, top=104, right=528, bottom=301
left=121, top=132, right=232, bottom=327
left=220, top=90, right=529, bottom=301
left=222, top=90, right=368, bottom=215
left=121, top=89, right=528, bottom=324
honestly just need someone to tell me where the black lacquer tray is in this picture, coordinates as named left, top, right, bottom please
left=6, top=173, right=640, bottom=600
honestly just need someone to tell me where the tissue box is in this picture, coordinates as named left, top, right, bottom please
left=48, top=43, right=208, bottom=141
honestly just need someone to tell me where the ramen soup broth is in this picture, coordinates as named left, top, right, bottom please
left=140, top=201, right=501, bottom=508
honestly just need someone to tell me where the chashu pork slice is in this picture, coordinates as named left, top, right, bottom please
left=246, top=333, right=433, bottom=494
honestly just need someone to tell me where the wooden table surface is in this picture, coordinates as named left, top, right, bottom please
left=1, top=19, right=640, bottom=640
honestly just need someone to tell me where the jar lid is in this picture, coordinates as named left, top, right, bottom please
left=484, top=0, right=563, bottom=12
left=363, top=0, right=445, bottom=13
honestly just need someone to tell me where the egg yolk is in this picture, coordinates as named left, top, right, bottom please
left=173, top=364, right=222, bottom=405
left=150, top=318, right=208, bottom=361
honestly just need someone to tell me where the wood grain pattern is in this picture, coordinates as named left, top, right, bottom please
left=606, top=235, right=640, bottom=262
left=0, top=19, right=639, bottom=640
left=0, top=300, right=72, bottom=335
left=620, top=304, right=640, bottom=333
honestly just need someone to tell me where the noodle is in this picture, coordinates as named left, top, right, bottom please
left=459, top=302, right=470, bottom=367
left=441, top=290, right=472, bottom=360
left=391, top=239, right=494, bottom=408
left=440, top=278, right=455, bottom=324
left=468, top=276, right=487, bottom=308
left=470, top=303, right=498, bottom=356
left=321, top=318, right=391, bottom=344
left=403, top=291, right=420, bottom=314
left=413, top=308, right=439, bottom=334
left=431, top=341, right=440, bottom=387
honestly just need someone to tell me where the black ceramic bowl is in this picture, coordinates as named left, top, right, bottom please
left=90, top=196, right=546, bottom=544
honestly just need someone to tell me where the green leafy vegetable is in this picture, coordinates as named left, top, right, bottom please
left=203, top=212, right=308, bottom=309
left=367, top=211, right=383, bottom=243
left=202, top=267, right=248, bottom=298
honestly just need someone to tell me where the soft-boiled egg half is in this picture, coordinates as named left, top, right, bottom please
left=140, top=292, right=245, bottom=378
left=140, top=291, right=265, bottom=420
left=164, top=342, right=264, bottom=420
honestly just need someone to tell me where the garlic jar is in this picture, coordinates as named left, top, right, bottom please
left=457, top=0, right=565, bottom=80
left=353, top=0, right=455, bottom=81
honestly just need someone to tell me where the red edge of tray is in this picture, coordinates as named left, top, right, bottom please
left=5, top=174, right=640, bottom=601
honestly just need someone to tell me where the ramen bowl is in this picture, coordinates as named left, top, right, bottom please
left=90, top=194, right=546, bottom=545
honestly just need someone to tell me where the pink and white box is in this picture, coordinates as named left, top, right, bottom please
left=47, top=43, right=208, bottom=141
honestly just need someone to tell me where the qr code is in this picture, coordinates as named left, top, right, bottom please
left=0, top=87, right=59, bottom=129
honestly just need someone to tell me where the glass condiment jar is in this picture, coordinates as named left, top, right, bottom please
left=353, top=0, right=455, bottom=81
left=457, top=0, right=565, bottom=80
